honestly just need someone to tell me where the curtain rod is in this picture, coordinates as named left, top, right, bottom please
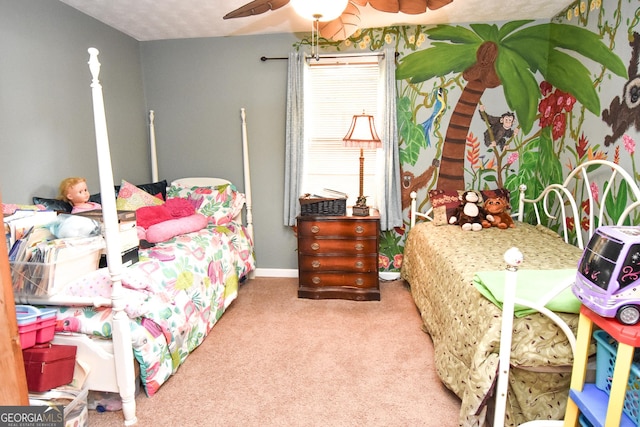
left=260, top=52, right=396, bottom=62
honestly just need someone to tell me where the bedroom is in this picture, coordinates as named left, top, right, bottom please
left=1, top=0, right=638, bottom=276
left=2, top=0, right=640, bottom=425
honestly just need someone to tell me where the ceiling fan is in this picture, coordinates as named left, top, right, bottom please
left=223, top=0, right=454, bottom=41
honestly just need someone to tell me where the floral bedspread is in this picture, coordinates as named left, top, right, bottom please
left=54, top=221, right=254, bottom=396
left=401, top=221, right=583, bottom=427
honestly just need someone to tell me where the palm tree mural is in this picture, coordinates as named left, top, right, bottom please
left=396, top=20, right=627, bottom=190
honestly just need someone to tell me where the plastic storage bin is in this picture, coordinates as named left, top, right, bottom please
left=593, top=329, right=640, bottom=424
left=23, top=343, right=77, bottom=392
left=29, top=386, right=88, bottom=427
left=11, top=236, right=103, bottom=296
left=35, top=307, right=57, bottom=343
left=15, top=305, right=58, bottom=348
left=15, top=305, right=39, bottom=349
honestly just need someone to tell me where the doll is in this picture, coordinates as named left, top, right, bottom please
left=58, top=177, right=101, bottom=213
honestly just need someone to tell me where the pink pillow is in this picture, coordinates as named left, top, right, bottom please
left=145, top=214, right=208, bottom=243
left=164, top=197, right=196, bottom=218
left=136, top=204, right=172, bottom=229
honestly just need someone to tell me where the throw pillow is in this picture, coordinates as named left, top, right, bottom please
left=428, top=189, right=463, bottom=226
left=32, top=197, right=73, bottom=213
left=116, top=180, right=164, bottom=211
left=167, top=183, right=245, bottom=225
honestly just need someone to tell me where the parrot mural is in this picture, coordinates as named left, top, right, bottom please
left=420, top=87, right=445, bottom=147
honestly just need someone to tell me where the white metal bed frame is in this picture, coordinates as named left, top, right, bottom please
left=407, top=159, right=640, bottom=426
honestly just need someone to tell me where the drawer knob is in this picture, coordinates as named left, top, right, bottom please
left=355, top=278, right=364, bottom=286
left=312, top=260, right=321, bottom=268
left=355, top=261, right=364, bottom=269
left=311, top=225, right=320, bottom=234
left=355, top=243, right=364, bottom=251
left=311, top=242, right=320, bottom=251
left=355, top=225, right=364, bottom=234
left=312, top=276, right=321, bottom=284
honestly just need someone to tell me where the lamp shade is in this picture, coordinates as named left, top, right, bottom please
left=290, top=0, right=349, bottom=22
left=343, top=114, right=382, bottom=149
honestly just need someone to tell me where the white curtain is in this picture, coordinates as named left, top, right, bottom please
left=377, top=45, right=403, bottom=230
left=283, top=51, right=306, bottom=226
left=283, top=47, right=402, bottom=231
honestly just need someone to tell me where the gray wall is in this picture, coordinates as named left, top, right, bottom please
left=0, top=0, right=148, bottom=203
left=1, top=1, right=299, bottom=270
left=140, top=35, right=300, bottom=270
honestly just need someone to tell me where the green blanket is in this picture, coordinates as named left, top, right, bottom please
left=473, top=269, right=581, bottom=317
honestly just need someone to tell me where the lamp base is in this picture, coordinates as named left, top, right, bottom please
left=352, top=206, right=370, bottom=217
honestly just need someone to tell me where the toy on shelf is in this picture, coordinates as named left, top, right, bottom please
left=573, top=226, right=640, bottom=325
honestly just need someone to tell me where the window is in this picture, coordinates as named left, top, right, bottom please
left=301, top=56, right=383, bottom=208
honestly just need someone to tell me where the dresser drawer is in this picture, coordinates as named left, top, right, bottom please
left=299, top=271, right=378, bottom=289
left=298, top=237, right=377, bottom=255
left=298, top=254, right=378, bottom=272
left=296, top=212, right=380, bottom=301
left=298, top=220, right=378, bottom=238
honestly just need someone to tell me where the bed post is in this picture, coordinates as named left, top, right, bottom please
left=240, top=108, right=255, bottom=277
left=88, top=48, right=138, bottom=426
left=149, top=110, right=158, bottom=183
left=516, top=184, right=526, bottom=222
left=410, top=191, right=417, bottom=228
left=493, top=248, right=523, bottom=427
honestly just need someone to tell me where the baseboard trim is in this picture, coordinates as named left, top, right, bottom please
left=254, top=268, right=299, bottom=278
left=253, top=269, right=402, bottom=280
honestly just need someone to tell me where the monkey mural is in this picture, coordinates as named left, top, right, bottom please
left=478, top=104, right=518, bottom=149
left=602, top=32, right=640, bottom=146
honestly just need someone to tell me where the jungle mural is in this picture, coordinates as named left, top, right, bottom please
left=299, top=0, right=640, bottom=272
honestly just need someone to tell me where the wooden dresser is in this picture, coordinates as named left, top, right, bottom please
left=297, top=210, right=380, bottom=301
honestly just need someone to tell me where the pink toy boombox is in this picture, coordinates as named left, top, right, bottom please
left=573, top=226, right=640, bottom=325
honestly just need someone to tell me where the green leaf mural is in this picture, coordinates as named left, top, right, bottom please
left=397, top=96, right=427, bottom=166
left=396, top=21, right=627, bottom=190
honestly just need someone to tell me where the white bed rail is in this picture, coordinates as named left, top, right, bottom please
left=88, top=47, right=138, bottom=426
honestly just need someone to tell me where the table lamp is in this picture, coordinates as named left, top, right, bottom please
left=343, top=112, right=382, bottom=216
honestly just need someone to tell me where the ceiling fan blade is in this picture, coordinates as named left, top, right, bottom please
left=223, top=0, right=290, bottom=19
left=365, top=0, right=450, bottom=14
left=399, top=0, right=428, bottom=14
left=367, top=0, right=400, bottom=13
left=426, top=0, right=453, bottom=10
left=319, top=3, right=361, bottom=41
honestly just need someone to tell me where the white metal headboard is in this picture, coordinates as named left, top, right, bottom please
left=409, top=160, right=640, bottom=250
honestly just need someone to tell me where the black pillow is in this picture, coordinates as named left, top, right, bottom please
left=32, top=197, right=72, bottom=213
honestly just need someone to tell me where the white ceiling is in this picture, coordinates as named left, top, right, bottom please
left=59, top=0, right=574, bottom=42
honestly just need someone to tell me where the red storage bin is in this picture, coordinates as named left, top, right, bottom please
left=22, top=343, right=77, bottom=392
left=35, top=307, right=57, bottom=344
left=15, top=305, right=39, bottom=349
left=15, top=305, right=58, bottom=348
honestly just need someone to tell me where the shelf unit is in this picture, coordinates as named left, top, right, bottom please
left=565, top=305, right=640, bottom=427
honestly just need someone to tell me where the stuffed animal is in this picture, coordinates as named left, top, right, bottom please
left=482, top=196, right=515, bottom=229
left=449, top=190, right=487, bottom=231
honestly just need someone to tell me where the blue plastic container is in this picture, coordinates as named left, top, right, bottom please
left=594, top=329, right=640, bottom=425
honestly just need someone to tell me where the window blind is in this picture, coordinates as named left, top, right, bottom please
left=302, top=60, right=382, bottom=207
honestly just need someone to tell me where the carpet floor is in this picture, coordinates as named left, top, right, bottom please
left=88, top=277, right=460, bottom=426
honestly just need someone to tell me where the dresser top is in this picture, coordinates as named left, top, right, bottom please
left=298, top=208, right=380, bottom=221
